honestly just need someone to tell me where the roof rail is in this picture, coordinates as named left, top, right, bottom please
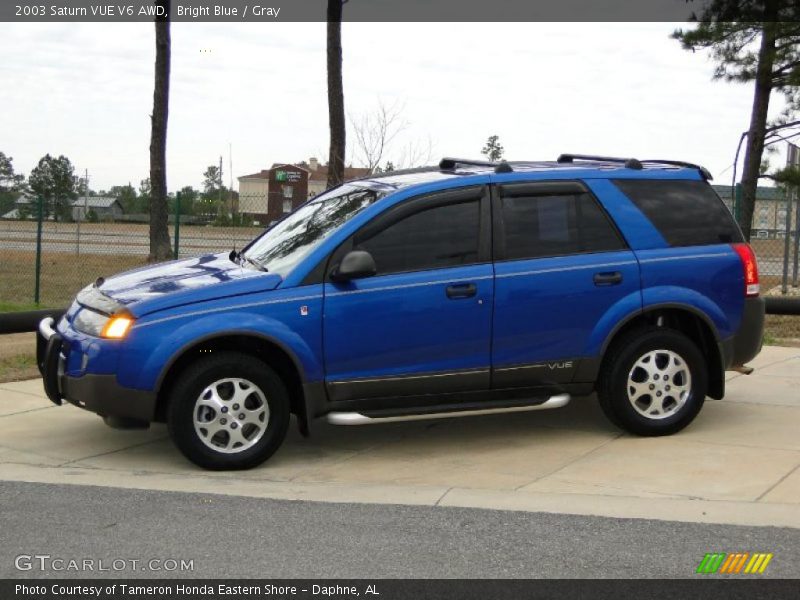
left=557, top=154, right=643, bottom=170
left=439, top=157, right=513, bottom=173
left=558, top=153, right=713, bottom=180
left=641, top=159, right=713, bottom=181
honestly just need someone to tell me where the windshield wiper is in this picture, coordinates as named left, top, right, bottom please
left=242, top=254, right=268, bottom=272
left=229, top=249, right=268, bottom=272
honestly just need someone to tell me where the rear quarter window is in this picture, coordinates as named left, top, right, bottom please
left=613, top=179, right=744, bottom=247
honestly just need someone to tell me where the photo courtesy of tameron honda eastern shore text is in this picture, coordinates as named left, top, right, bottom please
left=37, top=155, right=765, bottom=470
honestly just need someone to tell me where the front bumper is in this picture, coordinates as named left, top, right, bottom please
left=37, top=317, right=157, bottom=421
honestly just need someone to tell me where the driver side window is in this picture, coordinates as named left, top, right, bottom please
left=354, top=198, right=481, bottom=276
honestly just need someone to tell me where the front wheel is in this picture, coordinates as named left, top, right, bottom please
left=167, top=352, right=290, bottom=470
left=597, top=327, right=707, bottom=436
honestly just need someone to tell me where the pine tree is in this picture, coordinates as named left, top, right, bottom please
left=481, top=135, right=505, bottom=162
left=673, top=1, right=800, bottom=240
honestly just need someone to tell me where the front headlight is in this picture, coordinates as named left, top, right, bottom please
left=73, top=309, right=107, bottom=336
left=102, top=315, right=134, bottom=339
left=73, top=309, right=134, bottom=339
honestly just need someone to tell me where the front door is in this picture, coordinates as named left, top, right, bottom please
left=490, top=180, right=641, bottom=387
left=323, top=186, right=493, bottom=402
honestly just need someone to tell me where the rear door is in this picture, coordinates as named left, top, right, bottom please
left=323, top=185, right=494, bottom=402
left=491, top=180, right=641, bottom=387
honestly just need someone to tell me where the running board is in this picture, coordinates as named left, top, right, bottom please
left=326, top=394, right=570, bottom=425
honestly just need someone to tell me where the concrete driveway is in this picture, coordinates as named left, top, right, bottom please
left=1, top=346, right=798, bottom=528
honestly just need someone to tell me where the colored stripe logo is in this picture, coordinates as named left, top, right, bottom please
left=696, top=552, right=773, bottom=574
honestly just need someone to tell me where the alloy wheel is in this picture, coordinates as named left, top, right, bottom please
left=626, top=349, right=692, bottom=420
left=192, top=378, right=269, bottom=453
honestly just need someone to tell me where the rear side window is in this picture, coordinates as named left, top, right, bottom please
left=501, top=192, right=625, bottom=260
left=355, top=199, right=480, bottom=275
left=613, top=179, right=744, bottom=246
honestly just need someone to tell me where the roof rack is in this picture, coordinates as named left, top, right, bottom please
left=557, top=154, right=643, bottom=170
left=641, top=159, right=713, bottom=181
left=439, top=157, right=513, bottom=173
left=557, top=153, right=713, bottom=180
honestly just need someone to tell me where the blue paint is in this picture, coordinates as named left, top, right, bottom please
left=54, top=162, right=750, bottom=407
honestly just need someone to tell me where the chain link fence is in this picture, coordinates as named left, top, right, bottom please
left=1, top=186, right=799, bottom=343
left=717, top=184, right=800, bottom=344
left=0, top=195, right=260, bottom=310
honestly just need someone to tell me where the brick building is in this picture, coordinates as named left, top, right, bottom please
left=301, top=157, right=370, bottom=199
left=238, top=157, right=370, bottom=225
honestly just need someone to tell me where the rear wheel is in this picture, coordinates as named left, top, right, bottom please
left=597, top=327, right=707, bottom=436
left=167, top=352, right=290, bottom=470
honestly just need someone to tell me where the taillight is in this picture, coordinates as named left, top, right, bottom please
left=732, top=243, right=760, bottom=297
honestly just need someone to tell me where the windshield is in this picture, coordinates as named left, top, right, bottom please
left=241, top=184, right=387, bottom=277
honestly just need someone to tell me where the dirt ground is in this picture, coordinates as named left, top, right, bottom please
left=0, top=333, right=37, bottom=383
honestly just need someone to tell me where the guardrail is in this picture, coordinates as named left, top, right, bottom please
left=0, top=297, right=798, bottom=336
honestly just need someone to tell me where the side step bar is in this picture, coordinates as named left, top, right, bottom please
left=326, top=394, right=570, bottom=425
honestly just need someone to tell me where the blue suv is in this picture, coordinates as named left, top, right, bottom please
left=37, top=154, right=765, bottom=470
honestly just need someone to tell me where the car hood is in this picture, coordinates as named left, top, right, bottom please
left=89, top=253, right=282, bottom=316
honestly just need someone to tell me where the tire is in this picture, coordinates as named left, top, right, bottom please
left=597, top=326, right=707, bottom=436
left=167, top=351, right=290, bottom=470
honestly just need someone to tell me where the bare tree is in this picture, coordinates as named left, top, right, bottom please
left=326, top=0, right=346, bottom=189
left=350, top=100, right=408, bottom=173
left=149, top=0, right=172, bottom=261
left=394, top=137, right=435, bottom=170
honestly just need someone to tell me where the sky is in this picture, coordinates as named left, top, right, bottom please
left=0, top=21, right=792, bottom=192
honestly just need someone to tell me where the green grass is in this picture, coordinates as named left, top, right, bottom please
left=1, top=250, right=147, bottom=309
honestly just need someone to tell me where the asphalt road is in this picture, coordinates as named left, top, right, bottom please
left=1, top=481, right=798, bottom=579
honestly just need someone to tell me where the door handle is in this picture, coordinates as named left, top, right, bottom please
left=446, top=283, right=477, bottom=299
left=593, top=271, right=623, bottom=286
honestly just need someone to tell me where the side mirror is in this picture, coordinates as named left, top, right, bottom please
left=331, top=250, right=377, bottom=281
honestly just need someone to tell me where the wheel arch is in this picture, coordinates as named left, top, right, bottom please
left=153, top=331, right=312, bottom=432
left=594, top=303, right=725, bottom=400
